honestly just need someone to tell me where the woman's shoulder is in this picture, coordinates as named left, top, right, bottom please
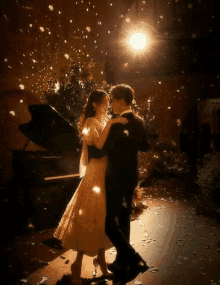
left=84, top=117, right=99, bottom=128
left=85, top=117, right=96, bottom=124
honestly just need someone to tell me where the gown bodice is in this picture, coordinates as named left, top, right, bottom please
left=80, top=117, right=107, bottom=174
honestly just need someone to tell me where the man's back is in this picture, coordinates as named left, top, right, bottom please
left=103, top=112, right=149, bottom=181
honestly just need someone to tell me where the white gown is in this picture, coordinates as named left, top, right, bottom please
left=53, top=118, right=108, bottom=255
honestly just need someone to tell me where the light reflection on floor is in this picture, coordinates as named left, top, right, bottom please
left=17, top=199, right=220, bottom=285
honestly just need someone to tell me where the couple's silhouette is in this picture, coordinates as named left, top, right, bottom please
left=54, top=84, right=150, bottom=285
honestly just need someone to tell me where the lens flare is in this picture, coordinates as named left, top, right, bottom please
left=129, top=33, right=147, bottom=50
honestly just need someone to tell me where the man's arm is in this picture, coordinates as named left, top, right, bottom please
left=138, top=121, right=150, bottom=152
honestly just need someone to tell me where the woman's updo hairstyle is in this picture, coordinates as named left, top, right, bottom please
left=78, top=90, right=108, bottom=139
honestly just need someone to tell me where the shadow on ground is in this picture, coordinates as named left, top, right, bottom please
left=2, top=168, right=220, bottom=285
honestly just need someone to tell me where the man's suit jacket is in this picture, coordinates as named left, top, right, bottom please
left=103, top=112, right=150, bottom=217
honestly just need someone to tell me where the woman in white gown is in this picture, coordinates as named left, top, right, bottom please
left=53, top=90, right=127, bottom=284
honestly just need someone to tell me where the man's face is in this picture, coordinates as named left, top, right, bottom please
left=111, top=98, right=121, bottom=114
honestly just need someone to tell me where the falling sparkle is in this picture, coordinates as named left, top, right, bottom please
left=82, top=128, right=89, bottom=135
left=93, top=186, right=101, bottom=193
left=48, top=5, right=53, bottom=11
left=177, top=119, right=181, bottom=126
left=19, top=84, right=25, bottom=90
left=39, top=27, right=44, bottom=32
left=54, top=82, right=60, bottom=92
left=10, top=111, right=15, bottom=116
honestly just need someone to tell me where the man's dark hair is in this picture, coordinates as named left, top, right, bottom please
left=110, top=84, right=134, bottom=106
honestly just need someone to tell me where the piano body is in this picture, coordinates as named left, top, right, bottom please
left=9, top=104, right=82, bottom=229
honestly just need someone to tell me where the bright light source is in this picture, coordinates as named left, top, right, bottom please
left=93, top=186, right=100, bottom=193
left=129, top=33, right=147, bottom=50
left=82, top=127, right=89, bottom=135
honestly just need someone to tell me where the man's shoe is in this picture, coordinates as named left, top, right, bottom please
left=112, top=266, right=129, bottom=285
left=113, top=279, right=127, bottom=285
left=124, top=253, right=150, bottom=282
left=130, top=253, right=149, bottom=270
left=124, top=262, right=150, bottom=282
left=107, top=260, right=121, bottom=273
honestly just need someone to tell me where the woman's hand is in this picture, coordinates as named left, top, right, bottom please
left=110, top=117, right=128, bottom=125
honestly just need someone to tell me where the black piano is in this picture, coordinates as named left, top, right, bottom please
left=8, top=104, right=82, bottom=233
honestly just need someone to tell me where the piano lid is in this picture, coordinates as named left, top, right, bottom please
left=19, top=104, right=81, bottom=152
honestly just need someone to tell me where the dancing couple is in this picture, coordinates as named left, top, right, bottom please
left=54, top=84, right=150, bottom=284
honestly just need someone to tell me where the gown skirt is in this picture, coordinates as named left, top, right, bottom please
left=53, top=156, right=107, bottom=255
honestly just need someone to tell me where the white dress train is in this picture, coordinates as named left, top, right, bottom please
left=53, top=118, right=108, bottom=255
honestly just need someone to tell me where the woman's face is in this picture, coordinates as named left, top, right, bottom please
left=95, top=96, right=109, bottom=116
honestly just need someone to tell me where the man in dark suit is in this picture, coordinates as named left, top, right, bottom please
left=103, top=84, right=150, bottom=283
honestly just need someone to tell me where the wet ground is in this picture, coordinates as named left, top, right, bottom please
left=2, top=177, right=220, bottom=285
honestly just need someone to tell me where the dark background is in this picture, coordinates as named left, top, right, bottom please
left=0, top=0, right=220, bottom=183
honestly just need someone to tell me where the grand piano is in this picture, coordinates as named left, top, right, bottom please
left=9, top=104, right=82, bottom=226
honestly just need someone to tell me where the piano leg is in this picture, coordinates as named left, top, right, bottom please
left=7, top=181, right=35, bottom=233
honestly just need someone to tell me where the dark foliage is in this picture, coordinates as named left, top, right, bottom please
left=44, top=63, right=110, bottom=126
left=196, top=152, right=220, bottom=205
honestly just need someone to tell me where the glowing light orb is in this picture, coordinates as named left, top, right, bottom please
left=129, top=33, right=147, bottom=50
left=82, top=127, right=89, bottom=135
left=93, top=186, right=100, bottom=193
left=54, top=82, right=60, bottom=92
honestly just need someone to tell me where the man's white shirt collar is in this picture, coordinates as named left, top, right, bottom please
left=120, top=110, right=132, bottom=117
